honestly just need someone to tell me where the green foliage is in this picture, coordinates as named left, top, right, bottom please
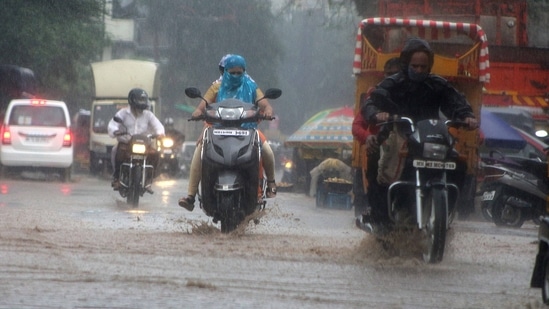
left=0, top=0, right=107, bottom=113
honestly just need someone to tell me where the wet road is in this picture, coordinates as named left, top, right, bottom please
left=0, top=172, right=546, bottom=308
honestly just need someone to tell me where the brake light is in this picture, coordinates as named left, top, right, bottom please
left=1, top=125, right=11, bottom=145
left=63, top=129, right=72, bottom=147
left=30, top=99, right=47, bottom=105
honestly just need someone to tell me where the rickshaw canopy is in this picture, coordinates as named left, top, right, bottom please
left=353, top=18, right=490, bottom=83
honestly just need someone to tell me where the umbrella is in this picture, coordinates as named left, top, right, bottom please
left=481, top=109, right=526, bottom=149
left=285, top=106, right=354, bottom=149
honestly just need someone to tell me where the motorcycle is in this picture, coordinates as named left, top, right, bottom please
left=479, top=151, right=548, bottom=228
left=156, top=136, right=180, bottom=178
left=358, top=115, right=467, bottom=263
left=185, top=86, right=282, bottom=233
left=113, top=116, right=158, bottom=207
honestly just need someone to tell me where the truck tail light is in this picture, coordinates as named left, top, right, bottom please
left=1, top=125, right=11, bottom=145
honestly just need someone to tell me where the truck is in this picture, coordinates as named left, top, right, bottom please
left=88, top=59, right=160, bottom=175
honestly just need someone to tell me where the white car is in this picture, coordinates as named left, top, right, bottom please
left=0, top=99, right=73, bottom=181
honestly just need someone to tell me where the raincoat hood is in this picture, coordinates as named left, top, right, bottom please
left=399, top=38, right=434, bottom=74
left=217, top=55, right=257, bottom=104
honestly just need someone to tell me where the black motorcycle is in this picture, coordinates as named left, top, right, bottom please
left=479, top=151, right=548, bottom=228
left=113, top=116, right=158, bottom=207
left=185, top=87, right=282, bottom=233
left=358, top=116, right=468, bottom=263
left=156, top=135, right=179, bottom=178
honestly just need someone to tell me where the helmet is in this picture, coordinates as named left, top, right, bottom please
left=128, top=88, right=150, bottom=110
left=218, top=54, right=233, bottom=74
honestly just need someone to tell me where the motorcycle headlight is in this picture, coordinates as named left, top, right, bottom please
left=162, top=137, right=174, bottom=148
left=422, top=143, right=448, bottom=160
left=218, top=107, right=243, bottom=120
left=132, top=143, right=147, bottom=154
left=284, top=161, right=293, bottom=169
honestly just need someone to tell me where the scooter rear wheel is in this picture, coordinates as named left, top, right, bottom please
left=492, top=195, right=525, bottom=228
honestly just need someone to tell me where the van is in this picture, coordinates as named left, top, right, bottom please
left=0, top=99, right=73, bottom=182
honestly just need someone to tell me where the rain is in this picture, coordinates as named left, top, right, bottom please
left=2, top=1, right=549, bottom=308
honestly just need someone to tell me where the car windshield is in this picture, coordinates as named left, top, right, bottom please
left=9, top=105, right=66, bottom=127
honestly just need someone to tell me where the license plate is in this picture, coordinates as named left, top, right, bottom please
left=213, top=129, right=249, bottom=136
left=163, top=149, right=172, bottom=154
left=26, top=136, right=48, bottom=143
left=482, top=190, right=495, bottom=201
left=413, top=160, right=456, bottom=170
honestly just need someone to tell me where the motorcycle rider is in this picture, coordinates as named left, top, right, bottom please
left=108, top=88, right=165, bottom=190
left=178, top=54, right=277, bottom=211
left=163, top=117, right=185, bottom=150
left=361, top=37, right=478, bottom=228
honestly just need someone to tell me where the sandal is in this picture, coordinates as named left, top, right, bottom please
left=266, top=180, right=277, bottom=198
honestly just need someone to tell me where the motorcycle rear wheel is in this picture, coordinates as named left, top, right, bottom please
left=422, top=188, right=448, bottom=264
left=127, top=166, right=142, bottom=207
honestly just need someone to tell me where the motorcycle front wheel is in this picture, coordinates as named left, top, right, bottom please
left=127, top=166, right=142, bottom=207
left=422, top=188, right=448, bottom=264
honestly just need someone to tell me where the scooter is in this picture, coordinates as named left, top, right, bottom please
left=112, top=116, right=159, bottom=207
left=357, top=115, right=468, bottom=263
left=185, top=87, right=282, bottom=233
left=479, top=151, right=548, bottom=228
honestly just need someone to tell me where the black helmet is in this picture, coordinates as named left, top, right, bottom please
left=128, top=88, right=150, bottom=110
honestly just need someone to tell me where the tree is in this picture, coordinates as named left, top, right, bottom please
left=0, top=0, right=107, bottom=113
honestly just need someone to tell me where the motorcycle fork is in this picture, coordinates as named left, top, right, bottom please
left=415, top=169, right=424, bottom=229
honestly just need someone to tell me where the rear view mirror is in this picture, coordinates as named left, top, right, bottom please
left=185, top=87, right=202, bottom=99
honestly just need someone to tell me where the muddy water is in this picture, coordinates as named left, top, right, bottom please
left=0, top=175, right=545, bottom=308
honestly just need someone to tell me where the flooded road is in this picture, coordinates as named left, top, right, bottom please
left=0, top=173, right=545, bottom=308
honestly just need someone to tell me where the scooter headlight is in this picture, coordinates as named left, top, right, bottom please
left=422, top=143, right=448, bottom=160
left=132, top=143, right=147, bottom=154
left=218, top=107, right=244, bottom=120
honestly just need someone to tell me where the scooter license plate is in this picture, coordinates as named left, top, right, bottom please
left=413, top=160, right=456, bottom=170
left=482, top=190, right=496, bottom=201
left=213, top=129, right=249, bottom=136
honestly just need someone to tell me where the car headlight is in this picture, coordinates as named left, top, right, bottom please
left=422, top=143, right=448, bottom=160
left=132, top=143, right=147, bottom=154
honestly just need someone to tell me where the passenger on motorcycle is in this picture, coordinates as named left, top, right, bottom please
left=178, top=54, right=277, bottom=211
left=108, top=88, right=165, bottom=190
left=361, top=37, right=478, bottom=228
